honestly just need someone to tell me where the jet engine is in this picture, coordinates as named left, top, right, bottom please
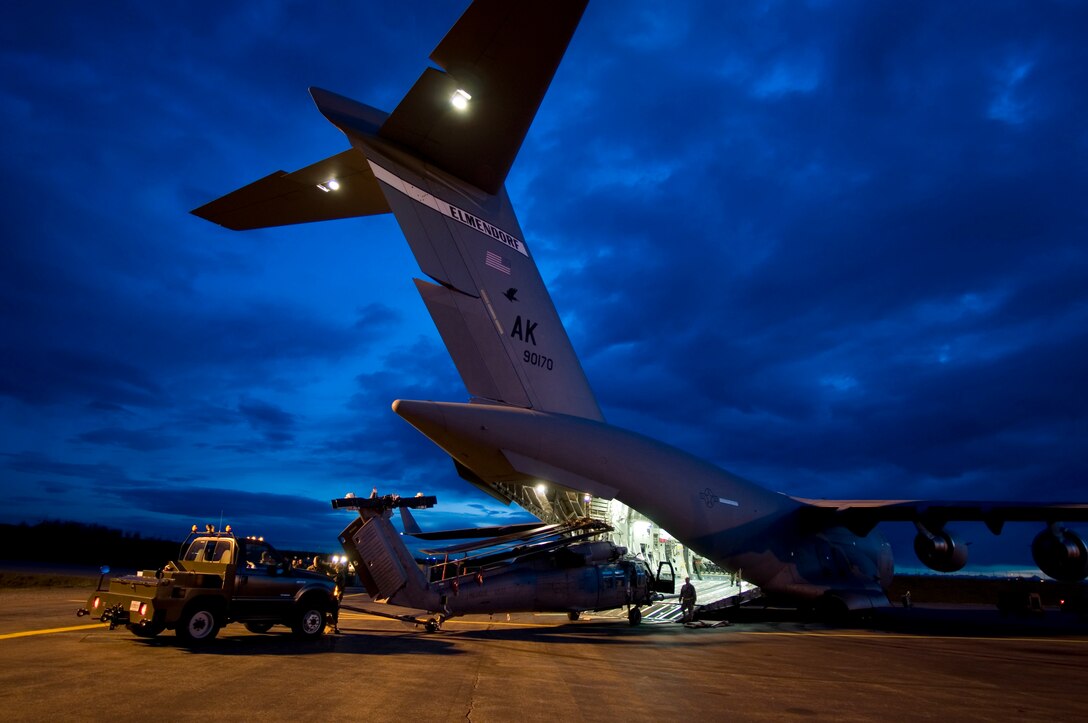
left=1031, top=525, right=1088, bottom=582
left=913, top=524, right=968, bottom=573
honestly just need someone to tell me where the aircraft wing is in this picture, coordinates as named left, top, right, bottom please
left=795, top=498, right=1088, bottom=536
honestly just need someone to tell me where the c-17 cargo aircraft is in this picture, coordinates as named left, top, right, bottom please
left=193, top=0, right=1088, bottom=612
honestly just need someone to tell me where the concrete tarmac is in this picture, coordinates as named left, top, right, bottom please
left=1, top=588, right=1086, bottom=722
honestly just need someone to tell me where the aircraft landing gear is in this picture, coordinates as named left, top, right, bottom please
left=424, top=617, right=442, bottom=633
left=627, top=607, right=642, bottom=626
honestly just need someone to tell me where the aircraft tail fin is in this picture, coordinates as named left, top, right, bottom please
left=360, top=156, right=603, bottom=420
left=399, top=505, right=424, bottom=536
left=193, top=0, right=600, bottom=421
left=319, top=0, right=601, bottom=420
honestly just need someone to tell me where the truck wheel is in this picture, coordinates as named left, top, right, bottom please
left=177, top=605, right=220, bottom=644
left=292, top=604, right=326, bottom=639
left=628, top=607, right=642, bottom=626
left=244, top=622, right=274, bottom=634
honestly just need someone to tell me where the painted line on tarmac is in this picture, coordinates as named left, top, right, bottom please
left=0, top=623, right=107, bottom=640
left=739, top=630, right=1088, bottom=644
left=338, top=611, right=553, bottom=629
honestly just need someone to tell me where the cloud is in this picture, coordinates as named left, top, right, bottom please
left=238, top=397, right=297, bottom=448
left=74, top=427, right=177, bottom=452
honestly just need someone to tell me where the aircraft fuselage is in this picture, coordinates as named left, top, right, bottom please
left=393, top=399, right=894, bottom=607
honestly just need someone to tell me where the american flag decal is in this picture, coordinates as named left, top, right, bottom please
left=485, top=250, right=512, bottom=274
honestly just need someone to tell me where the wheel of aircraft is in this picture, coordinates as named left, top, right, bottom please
left=425, top=617, right=441, bottom=633
left=567, top=611, right=580, bottom=621
left=627, top=608, right=642, bottom=626
left=814, top=594, right=851, bottom=623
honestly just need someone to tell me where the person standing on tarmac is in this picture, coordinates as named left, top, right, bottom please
left=679, top=577, right=697, bottom=623
left=329, top=562, right=346, bottom=634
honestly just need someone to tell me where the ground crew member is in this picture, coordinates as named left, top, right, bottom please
left=679, top=577, right=697, bottom=623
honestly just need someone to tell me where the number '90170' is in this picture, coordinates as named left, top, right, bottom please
left=524, top=350, right=554, bottom=370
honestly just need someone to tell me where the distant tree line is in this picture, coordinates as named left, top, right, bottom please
left=0, top=520, right=178, bottom=570
left=0, top=520, right=328, bottom=572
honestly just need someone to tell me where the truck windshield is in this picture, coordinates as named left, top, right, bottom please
left=183, top=538, right=234, bottom=564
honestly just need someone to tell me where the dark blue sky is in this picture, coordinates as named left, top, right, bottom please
left=2, top=1, right=1085, bottom=565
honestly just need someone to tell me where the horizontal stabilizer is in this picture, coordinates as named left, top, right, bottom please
left=191, top=149, right=390, bottom=230
left=378, top=0, right=588, bottom=194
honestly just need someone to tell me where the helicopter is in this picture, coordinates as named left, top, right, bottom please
left=333, top=493, right=675, bottom=629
